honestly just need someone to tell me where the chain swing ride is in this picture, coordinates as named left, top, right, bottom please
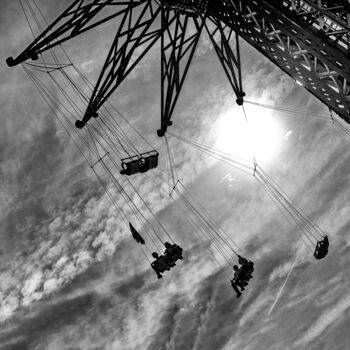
left=7, top=0, right=350, bottom=297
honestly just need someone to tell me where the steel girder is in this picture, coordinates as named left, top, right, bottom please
left=6, top=0, right=151, bottom=67
left=205, top=18, right=245, bottom=105
left=76, top=1, right=163, bottom=128
left=208, top=0, right=350, bottom=123
left=158, top=8, right=204, bottom=136
left=6, top=0, right=350, bottom=129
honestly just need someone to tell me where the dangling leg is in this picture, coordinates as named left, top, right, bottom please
left=231, top=281, right=242, bottom=298
left=151, top=264, right=163, bottom=279
left=236, top=279, right=245, bottom=291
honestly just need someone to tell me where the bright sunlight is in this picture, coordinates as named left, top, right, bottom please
left=215, top=104, right=284, bottom=165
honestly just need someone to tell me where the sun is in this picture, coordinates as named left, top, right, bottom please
left=215, top=104, right=283, bottom=165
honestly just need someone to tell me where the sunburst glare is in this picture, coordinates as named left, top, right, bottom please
left=215, top=104, right=284, bottom=165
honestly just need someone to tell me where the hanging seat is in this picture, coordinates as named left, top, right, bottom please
left=120, top=155, right=141, bottom=175
left=120, top=150, right=159, bottom=176
left=140, top=150, right=159, bottom=173
left=164, top=242, right=183, bottom=266
left=314, top=235, right=329, bottom=260
left=151, top=252, right=171, bottom=279
left=239, top=261, right=254, bottom=281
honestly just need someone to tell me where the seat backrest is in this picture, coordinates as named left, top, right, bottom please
left=314, top=246, right=327, bottom=259
left=138, top=158, right=148, bottom=173
left=147, top=154, right=159, bottom=169
left=126, top=159, right=140, bottom=174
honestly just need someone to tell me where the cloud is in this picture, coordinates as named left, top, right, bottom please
left=295, top=294, right=350, bottom=346
left=80, top=59, right=95, bottom=73
left=285, top=130, right=293, bottom=140
left=238, top=292, right=270, bottom=328
left=0, top=293, right=19, bottom=323
left=220, top=173, right=236, bottom=186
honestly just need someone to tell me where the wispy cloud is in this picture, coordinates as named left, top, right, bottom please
left=295, top=294, right=350, bottom=346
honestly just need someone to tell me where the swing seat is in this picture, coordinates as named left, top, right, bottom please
left=152, top=255, right=170, bottom=273
left=314, top=236, right=329, bottom=260
left=164, top=243, right=183, bottom=265
left=120, top=151, right=159, bottom=175
left=140, top=150, right=159, bottom=172
left=243, top=261, right=254, bottom=274
left=314, top=243, right=328, bottom=259
left=120, top=155, right=142, bottom=175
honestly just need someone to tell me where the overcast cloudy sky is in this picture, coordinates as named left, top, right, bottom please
left=1, top=1, right=350, bottom=350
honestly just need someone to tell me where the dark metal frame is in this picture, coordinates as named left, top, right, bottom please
left=205, top=18, right=245, bottom=105
left=7, top=0, right=350, bottom=130
left=209, top=0, right=350, bottom=123
left=78, top=1, right=164, bottom=127
left=6, top=0, right=149, bottom=66
left=158, top=7, right=204, bottom=136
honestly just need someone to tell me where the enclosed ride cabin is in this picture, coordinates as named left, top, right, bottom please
left=314, top=235, right=329, bottom=260
left=120, top=150, right=159, bottom=176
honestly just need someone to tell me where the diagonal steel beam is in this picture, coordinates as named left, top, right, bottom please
left=158, top=6, right=204, bottom=136
left=76, top=1, right=164, bottom=128
left=209, top=0, right=350, bottom=123
left=205, top=18, right=245, bottom=105
left=6, top=0, right=149, bottom=67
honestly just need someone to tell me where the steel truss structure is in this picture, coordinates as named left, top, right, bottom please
left=6, top=0, right=350, bottom=134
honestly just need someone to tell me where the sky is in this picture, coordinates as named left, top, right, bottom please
left=1, top=1, right=350, bottom=349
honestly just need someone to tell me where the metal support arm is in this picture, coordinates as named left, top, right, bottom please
left=158, top=7, right=204, bottom=136
left=209, top=0, right=350, bottom=123
left=205, top=18, right=245, bottom=105
left=76, top=1, right=163, bottom=128
left=6, top=0, right=148, bottom=67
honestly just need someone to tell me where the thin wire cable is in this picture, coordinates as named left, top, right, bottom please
left=242, top=105, right=257, bottom=174
left=168, top=130, right=323, bottom=251
left=244, top=100, right=333, bottom=121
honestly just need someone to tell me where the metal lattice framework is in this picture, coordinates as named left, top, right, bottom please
left=211, top=0, right=350, bottom=123
left=6, top=0, right=350, bottom=134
